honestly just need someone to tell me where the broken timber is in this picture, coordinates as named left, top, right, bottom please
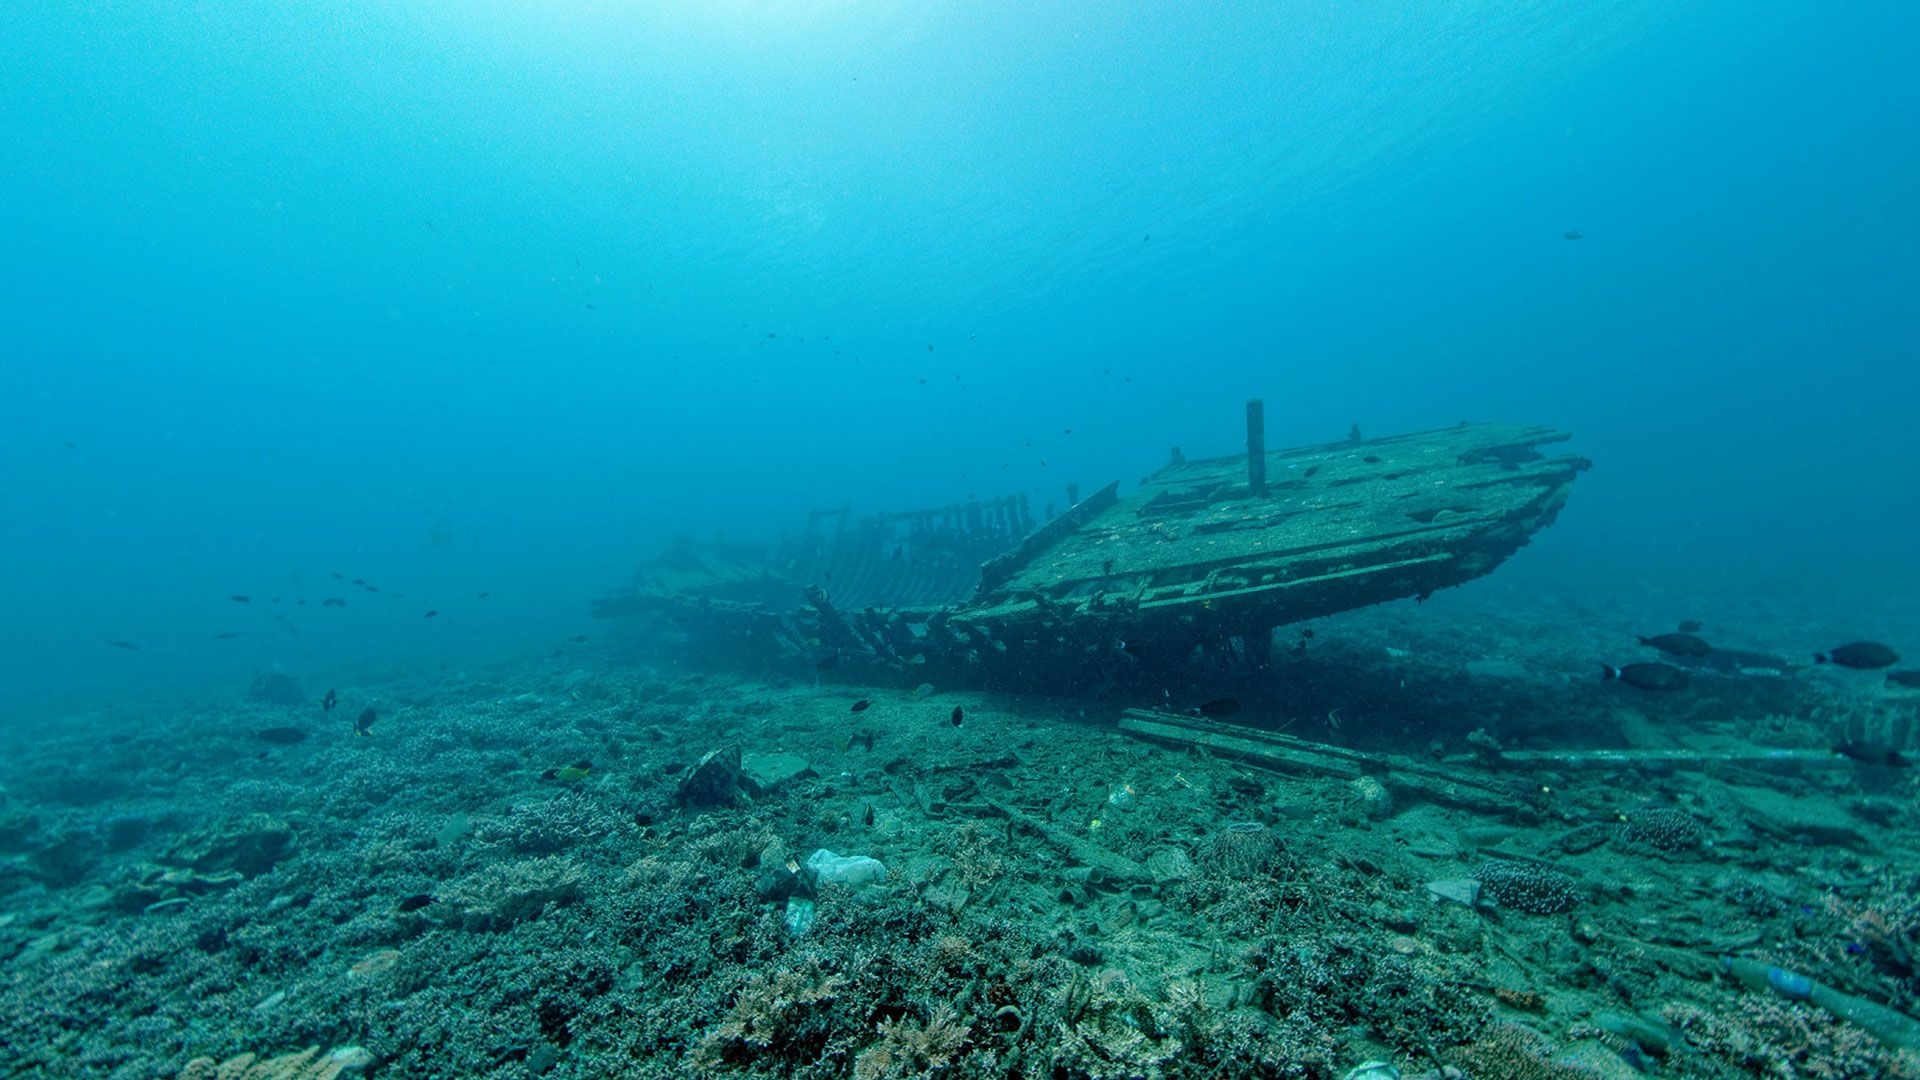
left=1117, top=709, right=1523, bottom=815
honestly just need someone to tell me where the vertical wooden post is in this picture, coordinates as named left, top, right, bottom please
left=1246, top=399, right=1266, bottom=495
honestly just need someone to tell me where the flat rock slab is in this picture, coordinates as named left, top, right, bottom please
left=740, top=752, right=816, bottom=797
left=1731, top=788, right=1867, bottom=849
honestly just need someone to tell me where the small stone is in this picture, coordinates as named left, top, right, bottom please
left=1348, top=776, right=1393, bottom=820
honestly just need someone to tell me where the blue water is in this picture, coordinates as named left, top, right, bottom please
left=2, top=0, right=1915, bottom=711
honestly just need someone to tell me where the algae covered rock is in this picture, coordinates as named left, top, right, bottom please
left=676, top=745, right=744, bottom=807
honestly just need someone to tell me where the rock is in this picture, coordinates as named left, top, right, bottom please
left=246, top=672, right=306, bottom=706
left=328, top=1046, right=377, bottom=1073
left=1427, top=878, right=1482, bottom=907
left=806, top=849, right=888, bottom=887
left=1732, top=788, right=1867, bottom=849
left=675, top=745, right=743, bottom=807
left=1348, top=775, right=1394, bottom=820
left=739, top=753, right=815, bottom=797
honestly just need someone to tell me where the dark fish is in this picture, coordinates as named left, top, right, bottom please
left=851, top=699, right=871, bottom=713
left=477, top=592, right=491, bottom=599
left=214, top=632, right=242, bottom=640
left=330, top=572, right=344, bottom=580
left=815, top=654, right=840, bottom=671
left=322, top=689, right=338, bottom=712
left=109, top=640, right=139, bottom=650
left=322, top=598, right=346, bottom=607
left=354, top=708, right=376, bottom=736
left=1303, top=465, right=1320, bottom=478
left=862, top=804, right=875, bottom=827
left=1197, top=697, right=1240, bottom=718
left=1677, top=620, right=1704, bottom=633
left=397, top=893, right=435, bottom=913
left=569, top=635, right=588, bottom=643
left=364, top=585, right=378, bottom=593
left=1563, top=229, right=1584, bottom=240
left=1887, top=671, right=1920, bottom=690
left=1817, top=642, right=1900, bottom=670
left=230, top=595, right=250, bottom=603
left=254, top=726, right=308, bottom=746
left=1834, top=742, right=1911, bottom=768
left=352, top=579, right=365, bottom=586
left=423, top=610, right=438, bottom=619
left=950, top=705, right=964, bottom=727
left=1638, top=633, right=1712, bottom=658
left=1602, top=663, right=1689, bottom=691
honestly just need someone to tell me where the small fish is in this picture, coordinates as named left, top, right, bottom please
left=1817, top=642, right=1900, bottom=670
left=815, top=654, right=840, bottom=671
left=354, top=707, right=376, bottom=737
left=477, top=592, right=491, bottom=600
left=1602, top=662, right=1689, bottom=691
left=109, top=640, right=140, bottom=650
left=569, top=635, right=588, bottom=643
left=330, top=572, right=344, bottom=580
left=1197, top=697, right=1240, bottom=718
left=351, top=579, right=365, bottom=586
left=1887, top=671, right=1920, bottom=690
left=862, top=804, right=875, bottom=827
left=1563, top=229, right=1583, bottom=240
left=851, top=699, right=871, bottom=713
left=423, top=610, right=438, bottom=619
left=1638, top=632, right=1712, bottom=657
left=397, top=893, right=435, bottom=913
left=214, top=631, right=242, bottom=640
left=950, top=705, right=964, bottom=727
left=1303, top=465, right=1320, bottom=478
left=1834, top=742, right=1911, bottom=768
left=364, top=585, right=379, bottom=593
left=230, top=595, right=250, bottom=603
left=322, top=598, right=346, bottom=607
left=1677, top=619, right=1704, bottom=633
left=544, top=761, right=592, bottom=782
left=322, top=688, right=338, bottom=712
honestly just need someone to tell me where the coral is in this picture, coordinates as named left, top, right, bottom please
left=1613, top=805, right=1704, bottom=853
left=939, top=822, right=1008, bottom=890
left=694, top=963, right=848, bottom=1067
left=1441, top=1023, right=1595, bottom=1079
left=176, top=1045, right=343, bottom=1080
left=476, top=793, right=622, bottom=855
left=852, top=1005, right=970, bottom=1079
left=1474, top=861, right=1581, bottom=915
left=1664, top=997, right=1920, bottom=1080
left=438, top=855, right=585, bottom=931
left=1200, top=821, right=1282, bottom=878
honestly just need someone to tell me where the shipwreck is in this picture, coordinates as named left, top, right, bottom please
left=595, top=404, right=1590, bottom=688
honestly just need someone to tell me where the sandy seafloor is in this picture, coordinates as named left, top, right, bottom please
left=5, top=584, right=1920, bottom=1080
